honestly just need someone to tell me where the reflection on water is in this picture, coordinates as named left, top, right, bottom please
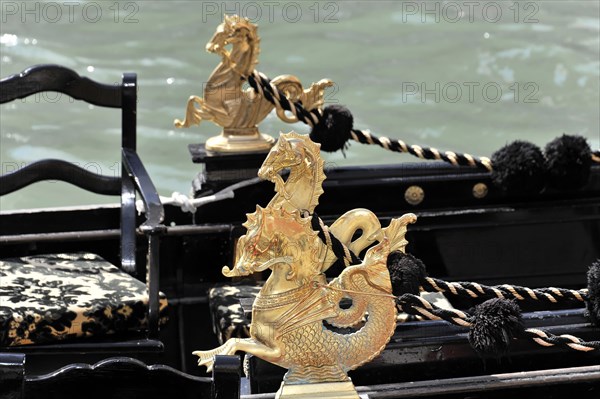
left=1, top=1, right=598, bottom=210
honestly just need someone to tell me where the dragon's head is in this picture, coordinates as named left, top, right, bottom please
left=206, top=15, right=258, bottom=54
left=222, top=206, right=322, bottom=283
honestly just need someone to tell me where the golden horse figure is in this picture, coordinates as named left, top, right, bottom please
left=193, top=132, right=417, bottom=398
left=258, top=132, right=390, bottom=272
left=174, top=15, right=333, bottom=152
left=258, top=131, right=326, bottom=214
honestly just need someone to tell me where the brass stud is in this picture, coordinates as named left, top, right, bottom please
left=405, top=185, right=425, bottom=206
left=472, top=182, right=488, bottom=199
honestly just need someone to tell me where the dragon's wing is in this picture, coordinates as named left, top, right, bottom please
left=275, top=287, right=338, bottom=337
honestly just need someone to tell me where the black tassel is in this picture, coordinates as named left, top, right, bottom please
left=586, top=260, right=600, bottom=326
left=491, top=141, right=547, bottom=195
left=310, top=105, right=354, bottom=152
left=386, top=251, right=427, bottom=296
left=545, top=134, right=592, bottom=190
left=468, top=298, right=523, bottom=357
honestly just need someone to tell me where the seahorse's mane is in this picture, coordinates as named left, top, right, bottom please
left=223, top=15, right=260, bottom=68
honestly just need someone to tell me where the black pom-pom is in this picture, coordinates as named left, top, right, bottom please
left=386, top=251, right=427, bottom=296
left=586, top=260, right=600, bottom=326
left=468, top=298, right=523, bottom=357
left=545, top=134, right=592, bottom=190
left=491, top=141, right=547, bottom=195
left=310, top=105, right=353, bottom=152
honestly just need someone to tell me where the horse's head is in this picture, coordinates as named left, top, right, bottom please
left=206, top=14, right=258, bottom=54
left=258, top=132, right=326, bottom=212
left=258, top=133, right=302, bottom=184
left=222, top=206, right=322, bottom=283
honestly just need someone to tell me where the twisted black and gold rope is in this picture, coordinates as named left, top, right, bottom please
left=398, top=292, right=472, bottom=327
left=349, top=130, right=492, bottom=170
left=246, top=70, right=494, bottom=171
left=247, top=69, right=600, bottom=171
left=398, top=293, right=600, bottom=352
left=309, top=213, right=360, bottom=268
left=422, top=277, right=588, bottom=305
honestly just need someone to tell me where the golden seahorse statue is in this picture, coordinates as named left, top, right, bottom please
left=174, top=15, right=333, bottom=153
left=193, top=132, right=417, bottom=398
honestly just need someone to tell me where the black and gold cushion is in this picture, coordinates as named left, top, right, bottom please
left=0, top=252, right=168, bottom=347
left=208, top=285, right=260, bottom=344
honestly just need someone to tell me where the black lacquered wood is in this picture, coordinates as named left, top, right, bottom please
left=121, top=149, right=165, bottom=327
left=0, top=353, right=25, bottom=399
left=120, top=173, right=137, bottom=275
left=121, top=72, right=136, bottom=150
left=23, top=357, right=213, bottom=399
left=147, top=234, right=161, bottom=338
left=2, top=338, right=163, bottom=354
left=122, top=148, right=164, bottom=231
left=0, top=64, right=121, bottom=107
left=0, top=159, right=121, bottom=196
left=361, top=365, right=600, bottom=398
left=240, top=365, right=600, bottom=398
left=212, top=355, right=241, bottom=399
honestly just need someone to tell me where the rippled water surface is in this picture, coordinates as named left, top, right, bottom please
left=1, top=1, right=598, bottom=210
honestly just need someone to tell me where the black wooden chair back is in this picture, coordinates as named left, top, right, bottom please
left=0, top=64, right=165, bottom=342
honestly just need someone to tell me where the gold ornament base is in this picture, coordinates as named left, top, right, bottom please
left=205, top=127, right=275, bottom=153
left=275, top=381, right=360, bottom=399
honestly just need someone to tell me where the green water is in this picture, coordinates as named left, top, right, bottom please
left=1, top=1, right=598, bottom=210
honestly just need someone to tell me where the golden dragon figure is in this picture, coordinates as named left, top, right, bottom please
left=194, top=205, right=415, bottom=383
left=193, top=132, right=417, bottom=397
left=174, top=15, right=333, bottom=152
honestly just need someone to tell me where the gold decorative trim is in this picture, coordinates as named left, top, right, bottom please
left=405, top=185, right=425, bottom=205
left=276, top=381, right=359, bottom=399
left=472, top=182, right=488, bottom=199
left=253, top=282, right=315, bottom=310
